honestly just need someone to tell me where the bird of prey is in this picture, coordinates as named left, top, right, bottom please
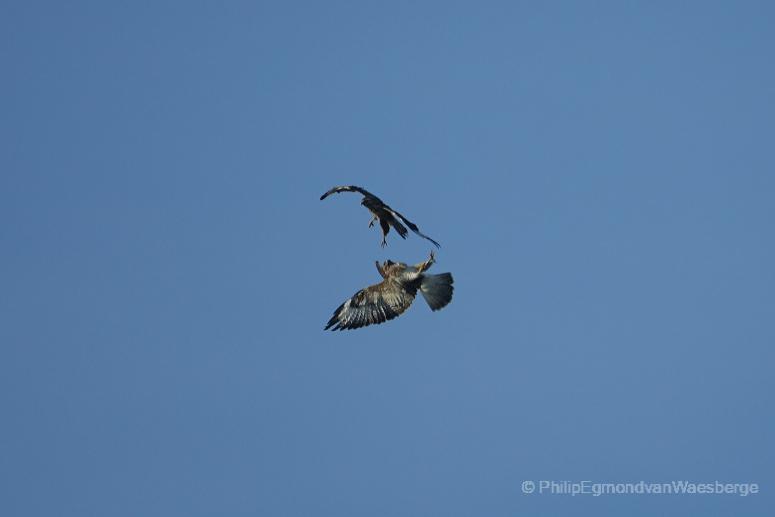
left=325, top=250, right=453, bottom=331
left=320, top=185, right=440, bottom=248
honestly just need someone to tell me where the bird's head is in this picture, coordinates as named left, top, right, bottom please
left=380, top=260, right=407, bottom=277
left=380, top=259, right=396, bottom=274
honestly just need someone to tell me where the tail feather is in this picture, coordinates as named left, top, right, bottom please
left=391, top=218, right=408, bottom=239
left=419, top=273, right=454, bottom=311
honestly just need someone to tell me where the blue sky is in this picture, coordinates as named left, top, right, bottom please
left=2, top=1, right=773, bottom=515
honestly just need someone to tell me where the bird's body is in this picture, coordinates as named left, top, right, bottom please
left=320, top=185, right=440, bottom=248
left=325, top=251, right=453, bottom=331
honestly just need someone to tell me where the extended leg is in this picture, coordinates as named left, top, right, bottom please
left=415, top=250, right=435, bottom=273
left=368, top=215, right=378, bottom=228
left=379, top=219, right=390, bottom=247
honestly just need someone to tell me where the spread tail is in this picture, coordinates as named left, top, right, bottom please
left=419, top=273, right=454, bottom=311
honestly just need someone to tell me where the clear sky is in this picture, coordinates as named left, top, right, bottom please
left=2, top=1, right=773, bottom=516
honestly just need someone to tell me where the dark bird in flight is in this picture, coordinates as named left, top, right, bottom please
left=320, top=185, right=440, bottom=248
left=325, top=250, right=453, bottom=331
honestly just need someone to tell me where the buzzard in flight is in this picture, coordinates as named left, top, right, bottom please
left=325, top=251, right=453, bottom=331
left=320, top=185, right=440, bottom=248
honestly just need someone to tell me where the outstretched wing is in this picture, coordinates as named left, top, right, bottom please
left=319, top=185, right=375, bottom=200
left=384, top=206, right=441, bottom=248
left=325, top=279, right=415, bottom=331
left=319, top=185, right=439, bottom=247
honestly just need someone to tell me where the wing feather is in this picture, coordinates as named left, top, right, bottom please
left=319, top=185, right=374, bottom=200
left=325, top=279, right=415, bottom=331
left=384, top=207, right=441, bottom=248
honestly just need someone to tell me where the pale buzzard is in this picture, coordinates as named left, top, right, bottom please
left=325, top=251, right=453, bottom=331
